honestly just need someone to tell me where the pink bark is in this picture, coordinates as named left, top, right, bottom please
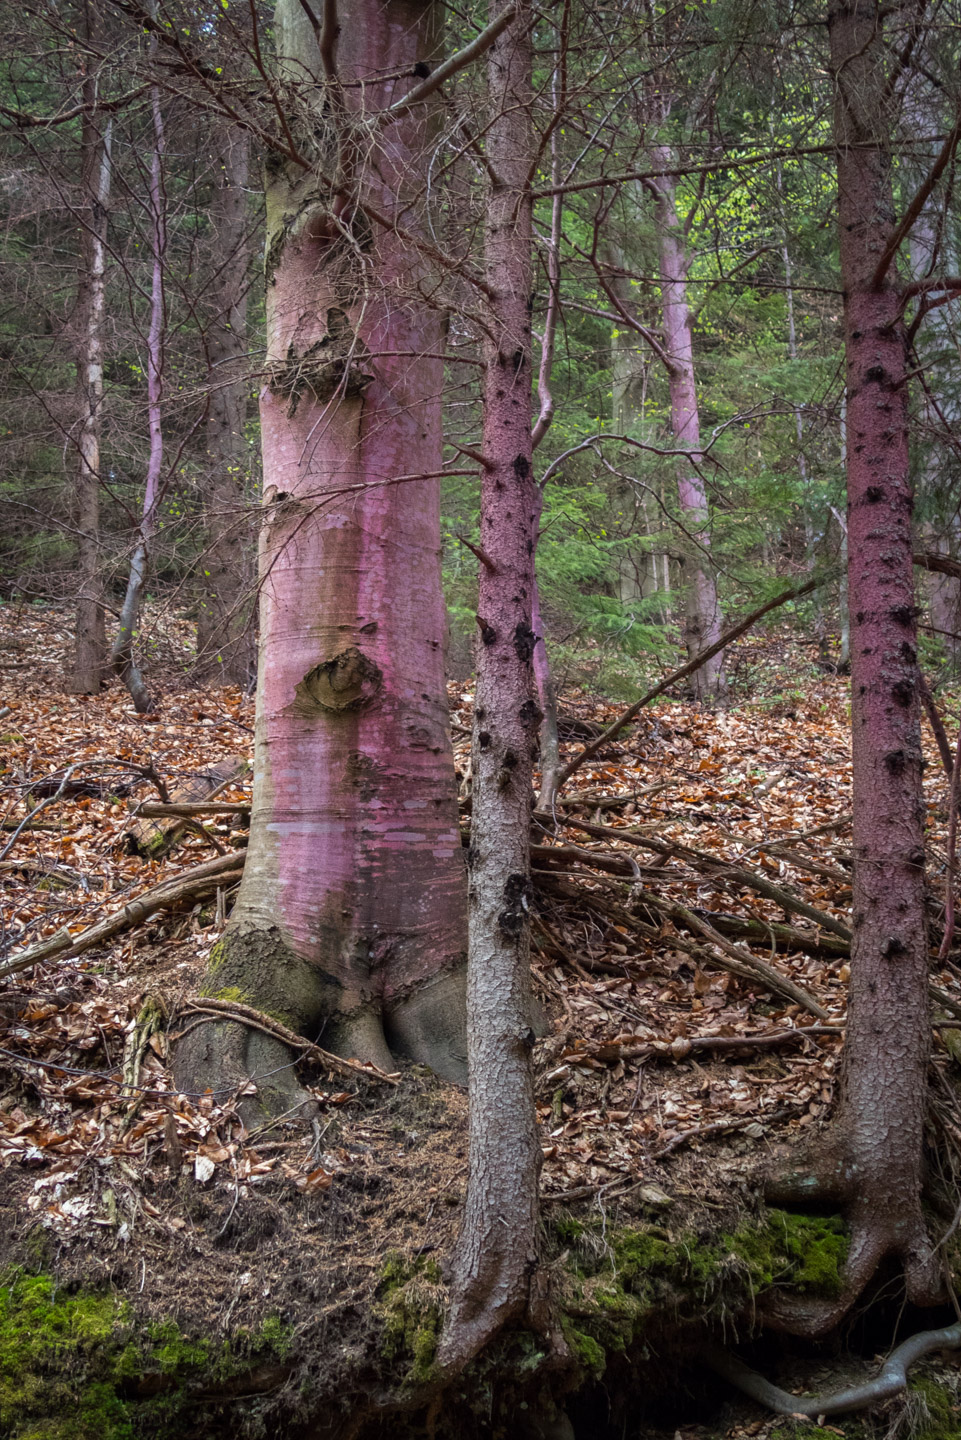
left=441, top=0, right=542, bottom=1367
left=649, top=152, right=726, bottom=701
left=177, top=0, right=467, bottom=1107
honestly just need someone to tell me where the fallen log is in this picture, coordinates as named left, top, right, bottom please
left=124, top=758, right=248, bottom=858
left=0, top=851, right=244, bottom=979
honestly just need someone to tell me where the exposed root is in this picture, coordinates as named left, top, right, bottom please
left=703, top=1321, right=961, bottom=1417
left=760, top=1163, right=946, bottom=1337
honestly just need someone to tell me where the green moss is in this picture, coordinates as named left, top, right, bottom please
left=0, top=1273, right=297, bottom=1440
left=0, top=1274, right=132, bottom=1440
left=146, top=1320, right=209, bottom=1375
left=556, top=1209, right=849, bottom=1374
left=199, top=984, right=251, bottom=1005
left=561, top=1320, right=607, bottom=1377
left=773, top=1427, right=847, bottom=1440
left=909, top=1376, right=961, bottom=1440
left=376, top=1253, right=444, bottom=1386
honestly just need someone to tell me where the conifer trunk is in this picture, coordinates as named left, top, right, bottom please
left=440, top=0, right=542, bottom=1368
left=766, top=0, right=941, bottom=1332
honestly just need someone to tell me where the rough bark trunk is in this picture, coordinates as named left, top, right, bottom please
left=764, top=0, right=940, bottom=1335
left=175, top=0, right=468, bottom=1116
left=649, top=153, right=726, bottom=701
left=196, top=124, right=255, bottom=687
left=439, top=0, right=542, bottom=1368
left=68, top=91, right=111, bottom=696
left=110, top=60, right=165, bottom=713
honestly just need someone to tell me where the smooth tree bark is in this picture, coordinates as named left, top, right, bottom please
left=68, top=59, right=112, bottom=696
left=175, top=0, right=468, bottom=1116
left=646, top=151, right=726, bottom=701
left=764, top=0, right=941, bottom=1334
left=440, top=0, right=542, bottom=1369
left=196, top=123, right=255, bottom=686
left=110, top=68, right=165, bottom=713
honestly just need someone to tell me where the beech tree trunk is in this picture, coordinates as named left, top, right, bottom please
left=440, top=0, right=542, bottom=1368
left=68, top=71, right=111, bottom=696
left=196, top=124, right=255, bottom=687
left=175, top=0, right=468, bottom=1116
left=110, top=66, right=165, bottom=713
left=649, top=152, right=726, bottom=700
left=765, top=0, right=941, bottom=1334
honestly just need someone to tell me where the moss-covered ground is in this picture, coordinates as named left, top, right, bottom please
left=555, top=1209, right=849, bottom=1378
left=0, top=1273, right=293, bottom=1440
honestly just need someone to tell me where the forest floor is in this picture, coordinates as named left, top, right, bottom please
left=3, top=601, right=961, bottom=1440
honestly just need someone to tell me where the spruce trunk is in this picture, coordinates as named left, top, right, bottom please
left=440, top=0, right=542, bottom=1368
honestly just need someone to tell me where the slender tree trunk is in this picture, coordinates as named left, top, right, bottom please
left=68, top=77, right=111, bottom=695
left=778, top=162, right=827, bottom=660
left=196, top=123, right=255, bottom=686
left=110, top=65, right=165, bottom=713
left=175, top=0, right=468, bottom=1115
left=765, top=0, right=940, bottom=1335
left=606, top=217, right=660, bottom=610
left=649, top=152, right=726, bottom=700
left=440, top=0, right=542, bottom=1369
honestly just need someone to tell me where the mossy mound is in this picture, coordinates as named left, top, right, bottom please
left=376, top=1252, right=445, bottom=1386
left=556, top=1208, right=849, bottom=1378
left=0, top=1273, right=293, bottom=1440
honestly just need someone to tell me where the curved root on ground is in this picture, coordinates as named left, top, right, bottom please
left=702, top=1323, right=961, bottom=1418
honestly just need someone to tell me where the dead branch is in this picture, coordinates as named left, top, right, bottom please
left=0, top=851, right=244, bottom=979
left=919, top=671, right=955, bottom=779
left=537, top=812, right=852, bottom=941
left=135, top=801, right=251, bottom=818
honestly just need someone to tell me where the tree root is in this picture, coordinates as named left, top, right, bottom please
left=702, top=1321, right=961, bottom=1417
left=177, top=996, right=399, bottom=1086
